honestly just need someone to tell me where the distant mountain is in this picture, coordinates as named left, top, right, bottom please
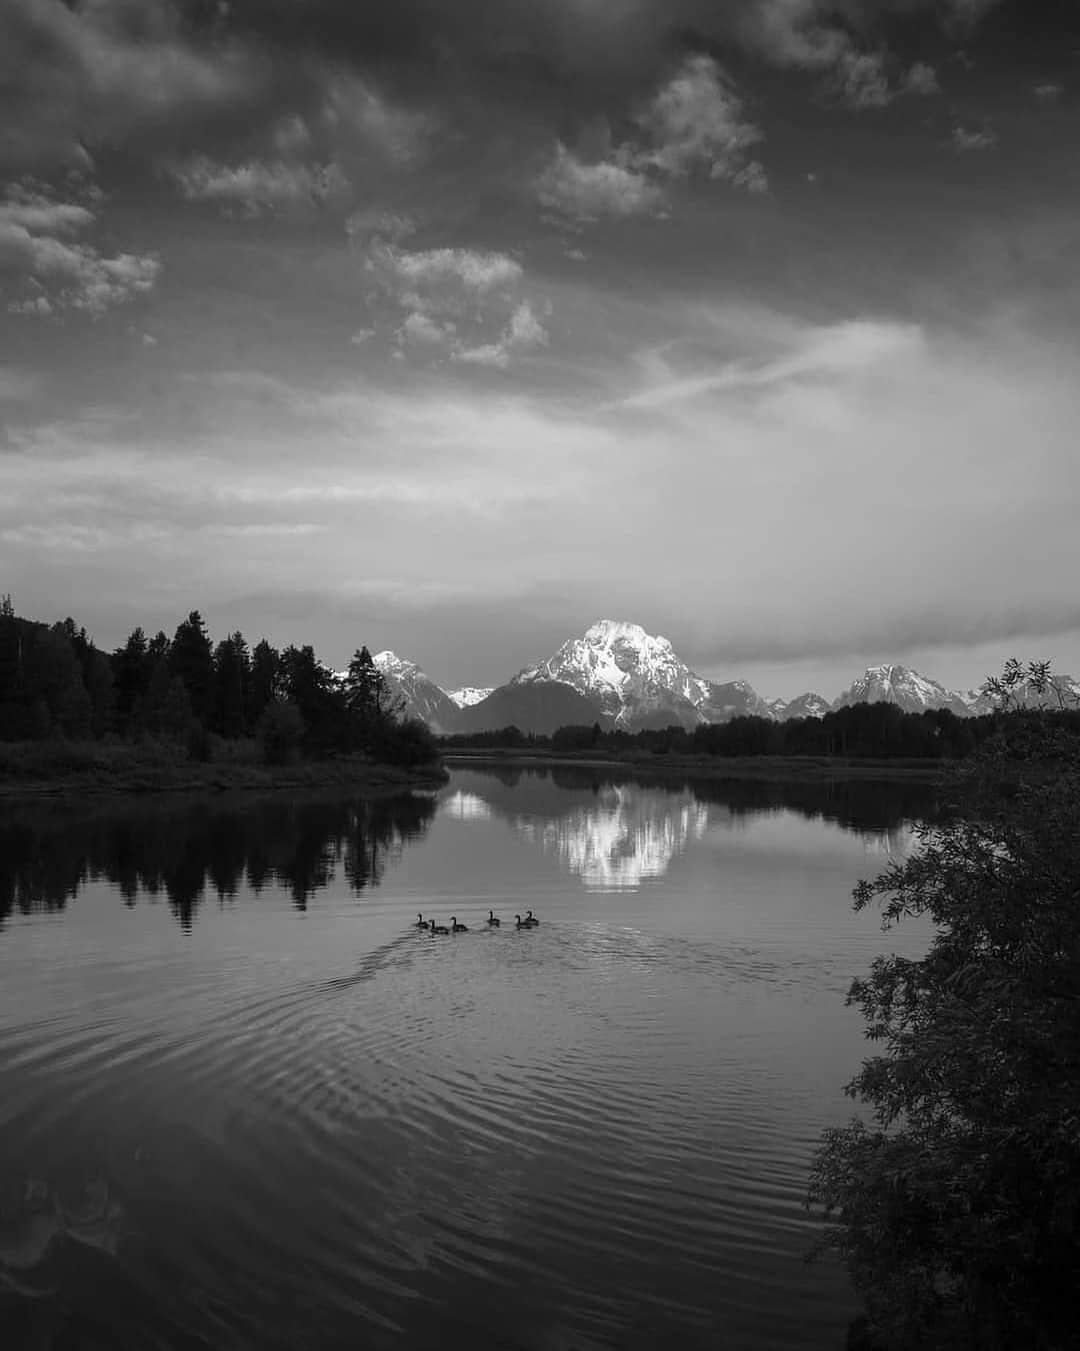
left=373, top=651, right=461, bottom=734
left=832, top=664, right=976, bottom=717
left=456, top=681, right=607, bottom=737
left=446, top=686, right=494, bottom=709
left=779, top=692, right=832, bottom=721
left=511, top=619, right=764, bottom=730
left=363, top=630, right=1079, bottom=737
left=699, top=679, right=775, bottom=723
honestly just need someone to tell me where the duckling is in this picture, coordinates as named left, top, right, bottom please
left=524, top=910, right=539, bottom=926
left=487, top=910, right=501, bottom=927
left=415, top=913, right=430, bottom=930
left=450, top=916, right=468, bottom=933
left=430, top=920, right=450, bottom=935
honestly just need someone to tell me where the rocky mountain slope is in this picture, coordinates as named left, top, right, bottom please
left=363, top=624, right=1079, bottom=734
left=372, top=651, right=462, bottom=735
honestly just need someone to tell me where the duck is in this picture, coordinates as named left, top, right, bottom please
left=450, top=916, right=468, bottom=933
left=430, top=919, right=450, bottom=935
left=487, top=910, right=501, bottom=927
left=515, top=914, right=529, bottom=929
left=524, top=910, right=539, bottom=926
left=415, top=913, right=430, bottom=930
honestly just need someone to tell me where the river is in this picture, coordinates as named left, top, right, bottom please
left=0, top=764, right=937, bottom=1350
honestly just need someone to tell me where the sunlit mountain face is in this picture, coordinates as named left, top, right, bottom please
left=513, top=784, right=711, bottom=890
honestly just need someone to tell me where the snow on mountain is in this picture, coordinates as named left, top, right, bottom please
left=372, top=650, right=461, bottom=734
left=832, top=664, right=973, bottom=716
left=446, top=686, right=494, bottom=709
left=779, top=692, right=832, bottom=720
left=512, top=619, right=751, bottom=729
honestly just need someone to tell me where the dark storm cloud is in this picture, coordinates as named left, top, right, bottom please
left=2, top=0, right=1039, bottom=180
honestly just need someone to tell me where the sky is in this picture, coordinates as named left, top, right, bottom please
left=2, top=0, right=1079, bottom=700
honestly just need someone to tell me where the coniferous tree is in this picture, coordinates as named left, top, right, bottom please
left=247, top=639, right=280, bottom=730
left=0, top=595, right=27, bottom=739
left=169, top=611, right=214, bottom=728
left=113, top=627, right=152, bottom=729
left=213, top=632, right=250, bottom=738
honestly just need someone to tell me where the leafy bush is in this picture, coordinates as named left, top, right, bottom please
left=808, top=715, right=1080, bottom=1349
left=373, top=716, right=440, bottom=767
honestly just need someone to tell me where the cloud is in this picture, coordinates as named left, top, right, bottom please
left=904, top=62, right=940, bottom=96
left=630, top=55, right=763, bottom=180
left=0, top=183, right=160, bottom=314
left=398, top=310, right=456, bottom=347
left=455, top=300, right=549, bottom=369
left=169, top=157, right=350, bottom=214
left=536, top=145, right=666, bottom=223
left=536, top=55, right=764, bottom=223
left=617, top=317, right=925, bottom=410
left=380, top=246, right=523, bottom=292
left=952, top=124, right=998, bottom=151
left=0, top=0, right=260, bottom=172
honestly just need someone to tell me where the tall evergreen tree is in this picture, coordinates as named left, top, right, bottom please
left=213, top=632, right=250, bottom=738
left=113, top=627, right=152, bottom=728
left=248, top=639, right=280, bottom=731
left=169, top=611, right=215, bottom=728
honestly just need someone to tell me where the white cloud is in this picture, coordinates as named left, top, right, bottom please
left=617, top=317, right=925, bottom=411
left=952, top=125, right=998, bottom=152
left=537, top=56, right=765, bottom=225
left=630, top=55, right=762, bottom=180
left=455, top=300, right=549, bottom=369
left=170, top=157, right=349, bottom=214
left=398, top=310, right=456, bottom=346
left=0, top=183, right=160, bottom=315
left=383, top=246, right=523, bottom=292
left=536, top=144, right=665, bottom=223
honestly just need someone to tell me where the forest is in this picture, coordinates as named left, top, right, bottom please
left=0, top=597, right=438, bottom=768
left=444, top=700, right=1080, bottom=761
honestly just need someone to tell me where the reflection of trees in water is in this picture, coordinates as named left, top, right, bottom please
left=453, top=763, right=941, bottom=837
left=0, top=793, right=437, bottom=932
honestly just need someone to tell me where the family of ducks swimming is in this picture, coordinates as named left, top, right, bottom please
left=415, top=910, right=539, bottom=934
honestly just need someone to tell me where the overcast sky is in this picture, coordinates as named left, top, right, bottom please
left=2, top=0, right=1079, bottom=699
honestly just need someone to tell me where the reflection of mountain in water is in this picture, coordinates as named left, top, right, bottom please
left=443, top=763, right=940, bottom=888
left=0, top=793, right=437, bottom=932
left=515, top=785, right=710, bottom=889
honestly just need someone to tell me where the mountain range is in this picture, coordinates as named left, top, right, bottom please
left=368, top=621, right=1080, bottom=736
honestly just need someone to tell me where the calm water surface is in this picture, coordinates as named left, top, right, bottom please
left=0, top=766, right=937, bottom=1350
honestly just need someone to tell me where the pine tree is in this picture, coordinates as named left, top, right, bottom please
left=169, top=611, right=215, bottom=728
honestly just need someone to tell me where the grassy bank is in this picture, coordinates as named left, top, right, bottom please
left=442, top=748, right=945, bottom=781
left=0, top=738, right=448, bottom=799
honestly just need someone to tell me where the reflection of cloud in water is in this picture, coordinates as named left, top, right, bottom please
left=442, top=791, right=493, bottom=822
left=515, top=786, right=709, bottom=890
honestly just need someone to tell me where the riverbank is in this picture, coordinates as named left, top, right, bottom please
left=0, top=739, right=447, bottom=800
left=442, top=748, right=945, bottom=782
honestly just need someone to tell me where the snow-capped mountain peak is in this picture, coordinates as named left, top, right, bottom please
left=512, top=618, right=715, bottom=728
left=833, top=664, right=972, bottom=716
left=447, top=686, right=494, bottom=709
left=372, top=650, right=461, bottom=733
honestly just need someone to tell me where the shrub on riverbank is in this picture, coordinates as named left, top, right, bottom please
left=809, top=692, right=1080, bottom=1349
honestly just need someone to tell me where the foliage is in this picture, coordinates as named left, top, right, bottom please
left=807, top=681, right=1080, bottom=1349
left=372, top=715, right=440, bottom=767
left=258, top=698, right=305, bottom=766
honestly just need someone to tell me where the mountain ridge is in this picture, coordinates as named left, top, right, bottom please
left=370, top=625, right=1079, bottom=733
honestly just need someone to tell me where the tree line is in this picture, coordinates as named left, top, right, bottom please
left=443, top=700, right=1080, bottom=760
left=0, top=597, right=437, bottom=766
